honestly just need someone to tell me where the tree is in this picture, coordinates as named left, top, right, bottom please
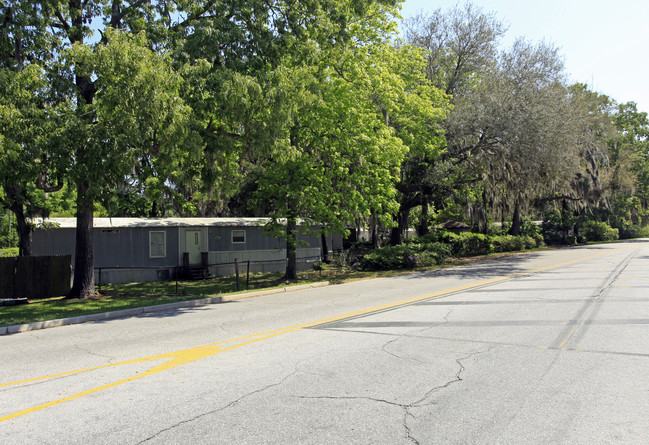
left=469, top=39, right=577, bottom=235
left=59, top=29, right=190, bottom=298
left=394, top=1, right=506, bottom=241
left=406, top=3, right=596, bottom=236
left=253, top=44, right=416, bottom=279
left=0, top=2, right=65, bottom=256
left=12, top=0, right=408, bottom=295
left=168, top=0, right=403, bottom=218
left=605, top=101, right=649, bottom=233
left=403, top=2, right=506, bottom=97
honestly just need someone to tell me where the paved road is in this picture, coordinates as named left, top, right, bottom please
left=2, top=241, right=649, bottom=444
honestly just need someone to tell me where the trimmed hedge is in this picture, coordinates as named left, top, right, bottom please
left=360, top=240, right=452, bottom=271
left=359, top=231, right=539, bottom=271
left=492, top=235, right=538, bottom=252
left=431, top=231, right=493, bottom=256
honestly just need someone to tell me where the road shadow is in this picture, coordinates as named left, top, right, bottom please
left=84, top=299, right=239, bottom=325
left=402, top=252, right=546, bottom=282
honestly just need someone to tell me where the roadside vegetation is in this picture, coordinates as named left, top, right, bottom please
left=2, top=2, right=649, bottom=301
left=0, top=238, right=543, bottom=327
left=0, top=247, right=18, bottom=257
left=5, top=215, right=638, bottom=328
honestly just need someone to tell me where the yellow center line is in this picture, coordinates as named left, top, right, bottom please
left=0, top=245, right=638, bottom=423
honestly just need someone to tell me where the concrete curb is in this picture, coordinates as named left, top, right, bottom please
left=1, top=281, right=331, bottom=335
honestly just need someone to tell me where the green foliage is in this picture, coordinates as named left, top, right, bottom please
left=360, top=235, right=452, bottom=270
left=252, top=39, right=446, bottom=269
left=451, top=232, right=493, bottom=256
left=579, top=221, right=619, bottom=242
left=360, top=245, right=434, bottom=270
left=360, top=228, right=543, bottom=271
left=60, top=29, right=193, bottom=206
left=312, top=261, right=329, bottom=271
left=0, top=247, right=18, bottom=257
left=429, top=230, right=493, bottom=256
left=517, top=220, right=544, bottom=247
left=617, top=225, right=649, bottom=239
left=541, top=210, right=576, bottom=245
left=492, top=235, right=537, bottom=252
left=0, top=213, right=18, bottom=248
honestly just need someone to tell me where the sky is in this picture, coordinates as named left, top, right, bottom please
left=398, top=0, right=649, bottom=114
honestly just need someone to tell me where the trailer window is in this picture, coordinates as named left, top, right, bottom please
left=231, top=230, right=246, bottom=244
left=149, top=231, right=166, bottom=258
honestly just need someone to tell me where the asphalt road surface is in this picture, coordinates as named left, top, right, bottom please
left=2, top=241, right=649, bottom=444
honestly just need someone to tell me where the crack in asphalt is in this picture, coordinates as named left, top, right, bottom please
left=136, top=371, right=297, bottom=444
left=404, top=407, right=420, bottom=445
left=294, top=394, right=407, bottom=407
left=403, top=349, right=489, bottom=444
left=412, top=349, right=488, bottom=408
left=294, top=348, right=488, bottom=444
left=373, top=306, right=480, bottom=444
left=72, top=344, right=116, bottom=361
left=380, top=337, right=429, bottom=365
left=379, top=305, right=459, bottom=365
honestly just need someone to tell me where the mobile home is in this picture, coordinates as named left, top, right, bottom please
left=31, top=218, right=342, bottom=284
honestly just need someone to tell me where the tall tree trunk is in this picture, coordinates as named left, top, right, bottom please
left=390, top=207, right=411, bottom=245
left=480, top=189, right=489, bottom=234
left=509, top=200, right=521, bottom=236
left=68, top=181, right=95, bottom=298
left=67, top=2, right=97, bottom=299
left=320, top=231, right=329, bottom=263
left=417, top=199, right=429, bottom=236
left=285, top=202, right=298, bottom=280
left=5, top=185, right=31, bottom=256
left=389, top=226, right=401, bottom=245
left=370, top=212, right=379, bottom=249
left=12, top=204, right=31, bottom=257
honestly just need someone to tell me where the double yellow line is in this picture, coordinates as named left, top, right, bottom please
left=0, top=245, right=638, bottom=423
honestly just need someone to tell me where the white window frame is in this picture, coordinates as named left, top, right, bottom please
left=149, top=230, right=166, bottom=258
left=231, top=229, right=246, bottom=244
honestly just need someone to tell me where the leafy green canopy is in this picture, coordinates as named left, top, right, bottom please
left=59, top=29, right=193, bottom=205
left=254, top=41, right=448, bottom=238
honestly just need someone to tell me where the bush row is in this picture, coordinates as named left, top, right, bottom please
left=542, top=212, right=622, bottom=244
left=359, top=231, right=542, bottom=271
left=358, top=242, right=452, bottom=271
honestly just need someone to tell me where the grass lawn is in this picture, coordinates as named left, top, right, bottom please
left=0, top=267, right=387, bottom=327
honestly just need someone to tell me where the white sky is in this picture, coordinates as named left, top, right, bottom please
left=398, top=0, right=649, bottom=113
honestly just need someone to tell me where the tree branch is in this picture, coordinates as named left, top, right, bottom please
left=171, top=0, right=221, bottom=30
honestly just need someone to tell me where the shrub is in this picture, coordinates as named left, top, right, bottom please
left=523, top=235, right=540, bottom=249
left=492, top=235, right=521, bottom=252
left=542, top=210, right=576, bottom=245
left=565, top=235, right=577, bottom=245
left=359, top=241, right=451, bottom=271
left=433, top=230, right=460, bottom=245
left=359, top=245, right=417, bottom=270
left=359, top=230, right=541, bottom=272
left=580, top=221, right=619, bottom=242
left=492, top=235, right=541, bottom=252
left=452, top=232, right=493, bottom=256
left=0, top=247, right=18, bottom=257
left=618, top=225, right=649, bottom=239
left=407, top=233, right=438, bottom=245
left=425, top=242, right=453, bottom=262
